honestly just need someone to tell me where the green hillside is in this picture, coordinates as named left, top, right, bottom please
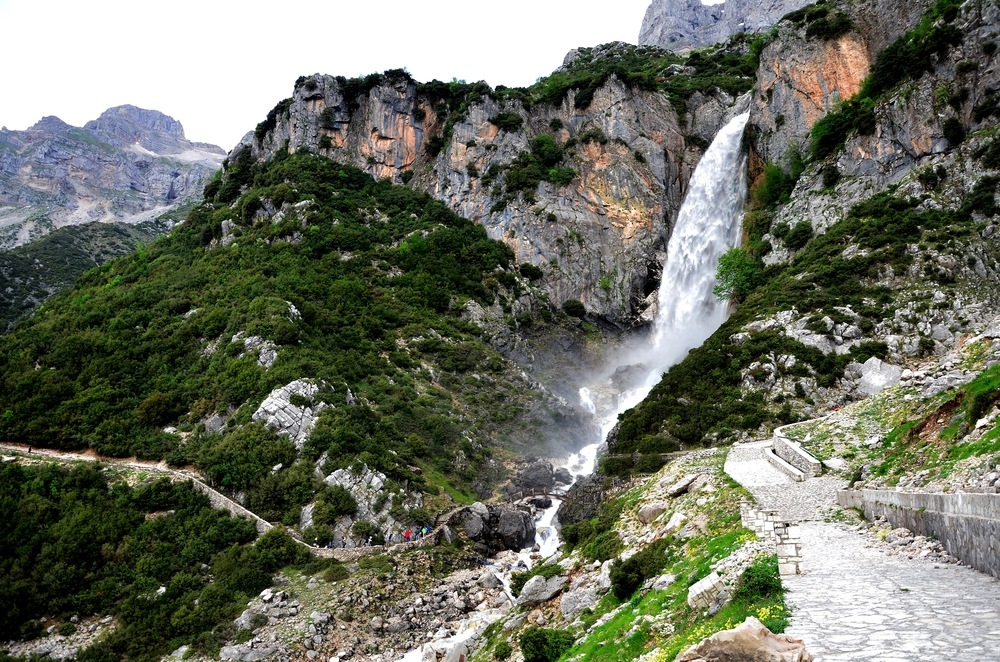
left=0, top=152, right=579, bottom=515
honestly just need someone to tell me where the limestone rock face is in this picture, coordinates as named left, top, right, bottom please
left=677, top=616, right=813, bottom=661
left=235, top=71, right=737, bottom=324
left=251, top=379, right=327, bottom=449
left=639, top=0, right=813, bottom=51
left=0, top=105, right=224, bottom=249
left=320, top=463, right=422, bottom=546
left=749, top=0, right=935, bottom=164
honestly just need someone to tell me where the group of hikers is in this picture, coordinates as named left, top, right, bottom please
left=403, top=524, right=431, bottom=543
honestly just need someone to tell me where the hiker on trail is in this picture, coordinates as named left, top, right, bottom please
left=423, top=524, right=430, bottom=537
left=27, top=447, right=31, bottom=454
left=404, top=528, right=412, bottom=542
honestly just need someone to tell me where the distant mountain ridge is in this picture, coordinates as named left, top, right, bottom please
left=0, top=105, right=224, bottom=249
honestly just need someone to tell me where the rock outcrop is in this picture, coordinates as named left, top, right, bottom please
left=0, top=105, right=223, bottom=249
left=639, top=0, right=813, bottom=51
left=515, top=574, right=567, bottom=606
left=677, top=616, right=813, bottom=661
left=461, top=502, right=535, bottom=552
left=252, top=379, right=328, bottom=448
left=233, top=68, right=738, bottom=324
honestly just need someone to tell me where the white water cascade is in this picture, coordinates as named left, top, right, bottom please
left=576, top=110, right=751, bottom=467
left=395, top=111, right=750, bottom=662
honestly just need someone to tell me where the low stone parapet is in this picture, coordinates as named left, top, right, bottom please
left=838, top=489, right=1000, bottom=579
left=740, top=502, right=803, bottom=575
left=772, top=428, right=822, bottom=477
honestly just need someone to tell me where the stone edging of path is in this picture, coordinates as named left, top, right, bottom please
left=838, top=488, right=1000, bottom=579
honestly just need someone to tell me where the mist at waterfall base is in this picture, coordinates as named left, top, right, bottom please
left=395, top=112, right=750, bottom=661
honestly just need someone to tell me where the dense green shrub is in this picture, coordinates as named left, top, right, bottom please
left=714, top=247, right=765, bottom=302
left=753, top=157, right=803, bottom=209
left=494, top=640, right=513, bottom=660
left=805, top=11, right=852, bottom=39
left=610, top=557, right=644, bottom=599
left=821, top=164, right=841, bottom=189
left=562, top=299, right=587, bottom=318
left=943, top=118, right=966, bottom=146
left=488, top=112, right=524, bottom=133
left=784, top=221, right=813, bottom=251
left=520, top=628, right=574, bottom=662
left=733, top=554, right=782, bottom=601
left=0, top=463, right=307, bottom=659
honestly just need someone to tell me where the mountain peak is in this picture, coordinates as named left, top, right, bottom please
left=28, top=115, right=71, bottom=133
left=84, top=105, right=188, bottom=149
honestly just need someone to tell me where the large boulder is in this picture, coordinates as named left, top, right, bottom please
left=513, top=461, right=555, bottom=491
left=496, top=508, right=535, bottom=550
left=461, top=502, right=535, bottom=553
left=638, top=501, right=669, bottom=524
left=515, top=575, right=567, bottom=606
left=677, top=616, right=813, bottom=661
left=857, top=357, right=904, bottom=396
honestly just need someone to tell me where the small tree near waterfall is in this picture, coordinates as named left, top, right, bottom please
left=713, top=247, right=764, bottom=303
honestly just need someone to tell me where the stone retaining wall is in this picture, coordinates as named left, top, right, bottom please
left=187, top=479, right=274, bottom=535
left=772, top=431, right=822, bottom=477
left=740, top=502, right=803, bottom=575
left=837, top=489, right=1000, bottom=579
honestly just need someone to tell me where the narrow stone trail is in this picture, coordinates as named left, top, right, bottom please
left=725, top=441, right=1000, bottom=661
left=0, top=442, right=462, bottom=559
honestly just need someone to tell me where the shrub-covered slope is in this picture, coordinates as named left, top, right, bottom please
left=0, top=215, right=176, bottom=332
left=0, top=153, right=589, bottom=511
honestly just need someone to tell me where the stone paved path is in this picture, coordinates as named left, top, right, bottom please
left=725, top=441, right=1000, bottom=661
left=784, top=522, right=1000, bottom=661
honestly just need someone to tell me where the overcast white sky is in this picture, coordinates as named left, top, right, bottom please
left=0, top=0, right=655, bottom=151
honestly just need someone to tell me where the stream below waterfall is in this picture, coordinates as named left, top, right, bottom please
left=396, top=110, right=750, bottom=662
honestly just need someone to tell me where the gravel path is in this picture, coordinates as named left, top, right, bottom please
left=725, top=440, right=1000, bottom=661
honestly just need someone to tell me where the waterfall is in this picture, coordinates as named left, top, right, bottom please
left=575, top=110, right=751, bottom=472
left=547, top=110, right=750, bottom=557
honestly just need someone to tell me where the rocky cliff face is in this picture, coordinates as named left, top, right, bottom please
left=0, top=105, right=224, bottom=249
left=639, top=0, right=812, bottom=51
left=749, top=0, right=935, bottom=164
left=235, top=69, right=739, bottom=325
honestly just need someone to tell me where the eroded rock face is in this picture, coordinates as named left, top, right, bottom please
left=0, top=105, right=223, bottom=249
left=677, top=616, right=813, bottom=661
left=639, top=0, right=812, bottom=51
left=749, top=0, right=936, bottom=165
left=235, top=72, right=735, bottom=324
left=251, top=379, right=327, bottom=448
left=751, top=32, right=871, bottom=163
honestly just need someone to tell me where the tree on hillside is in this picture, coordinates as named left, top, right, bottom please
left=713, top=247, right=764, bottom=303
